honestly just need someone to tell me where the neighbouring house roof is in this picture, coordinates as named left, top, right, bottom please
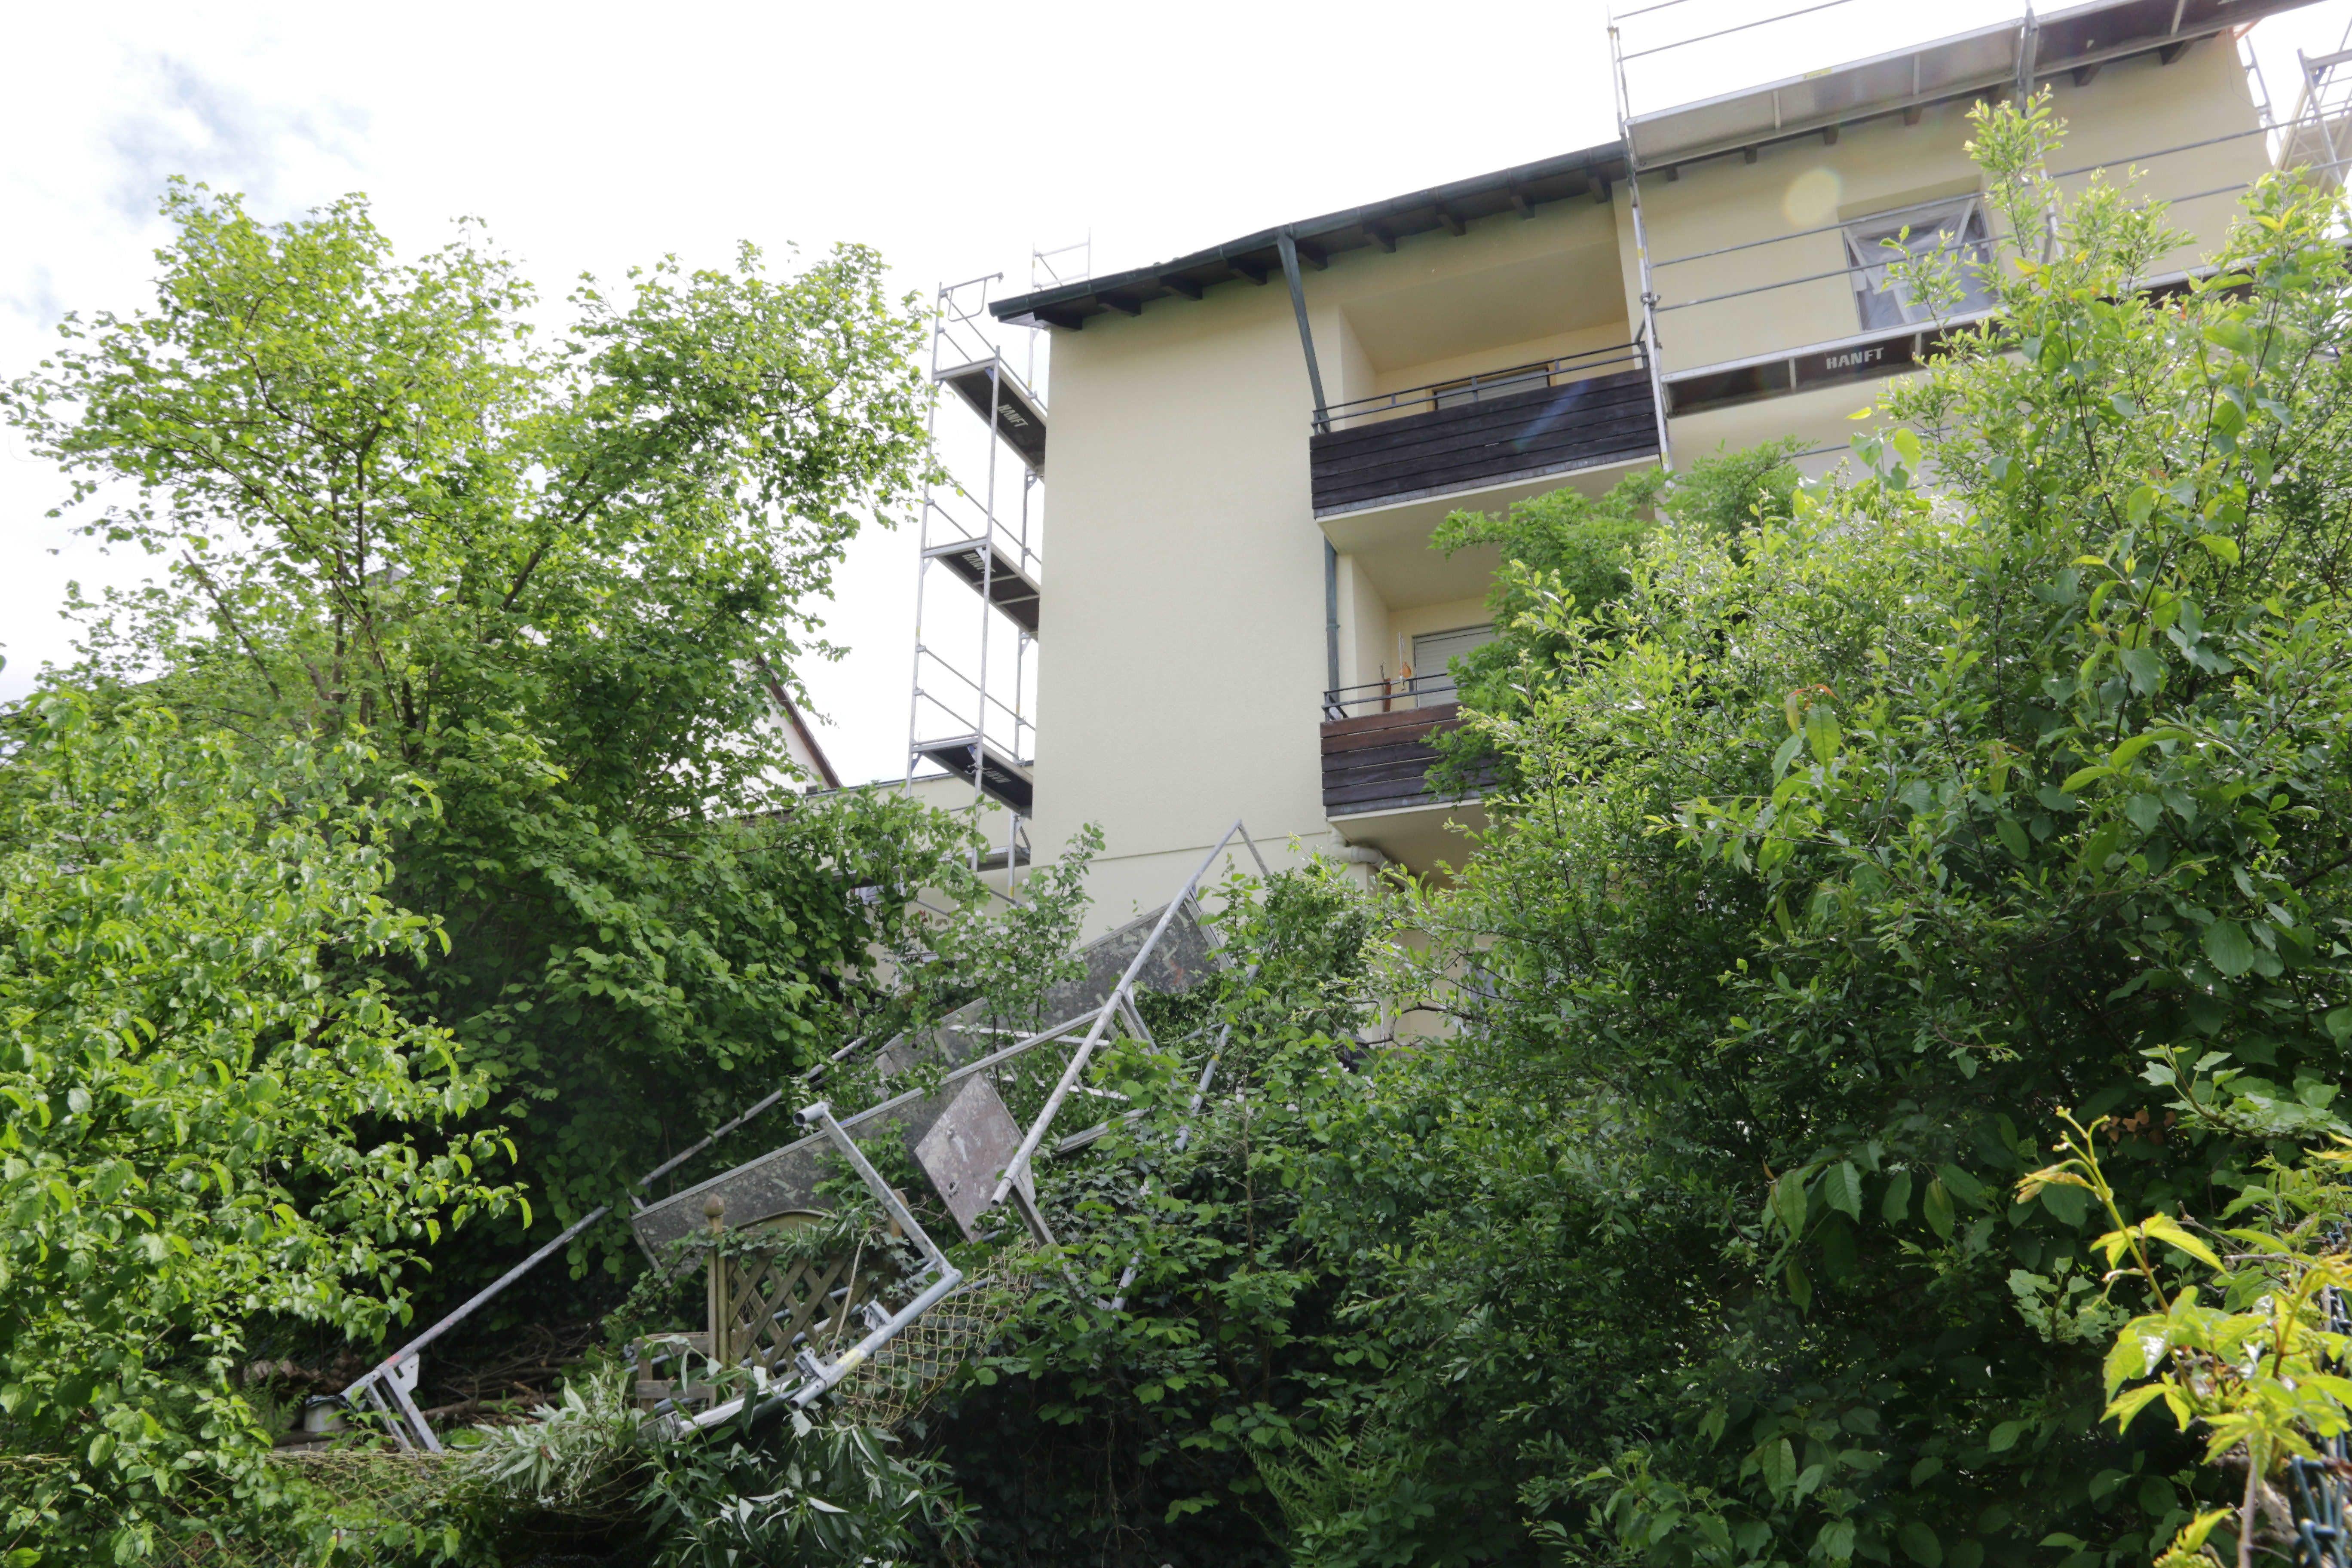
left=758, top=675, right=842, bottom=791
left=987, top=141, right=1630, bottom=332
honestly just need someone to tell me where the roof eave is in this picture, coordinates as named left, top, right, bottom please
left=989, top=141, right=1629, bottom=330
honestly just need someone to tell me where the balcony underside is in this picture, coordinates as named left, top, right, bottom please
left=1311, top=370, right=1658, bottom=518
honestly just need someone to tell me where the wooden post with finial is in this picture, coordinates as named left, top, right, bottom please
left=703, top=1195, right=728, bottom=1365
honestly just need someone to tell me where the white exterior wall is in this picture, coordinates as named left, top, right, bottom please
left=1028, top=34, right=2270, bottom=931
left=1032, top=196, right=1641, bottom=931
left=1032, top=279, right=1334, bottom=930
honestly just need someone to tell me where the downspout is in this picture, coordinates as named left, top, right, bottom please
left=1324, top=541, right=1341, bottom=701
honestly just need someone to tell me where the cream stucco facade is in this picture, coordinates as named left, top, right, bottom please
left=982, top=14, right=2300, bottom=935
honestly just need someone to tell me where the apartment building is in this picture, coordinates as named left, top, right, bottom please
left=941, top=0, right=2324, bottom=932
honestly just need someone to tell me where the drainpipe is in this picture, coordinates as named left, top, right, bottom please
left=1324, top=540, right=1341, bottom=701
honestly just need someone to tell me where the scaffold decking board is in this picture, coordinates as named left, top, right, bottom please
left=913, top=734, right=1033, bottom=814
left=937, top=359, right=1047, bottom=472
left=922, top=537, right=1042, bottom=636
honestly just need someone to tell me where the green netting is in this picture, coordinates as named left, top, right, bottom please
left=828, top=1259, right=1034, bottom=1430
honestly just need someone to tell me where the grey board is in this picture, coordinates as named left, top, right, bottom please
left=628, top=900, right=1221, bottom=1261
left=915, top=1076, right=1033, bottom=1240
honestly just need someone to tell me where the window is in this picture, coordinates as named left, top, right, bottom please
left=1842, top=197, right=1994, bottom=330
left=1407, top=624, right=1496, bottom=702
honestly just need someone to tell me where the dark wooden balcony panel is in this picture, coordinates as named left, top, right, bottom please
left=1317, top=403, right=1659, bottom=487
left=1310, top=370, right=1659, bottom=514
left=1321, top=703, right=1492, bottom=817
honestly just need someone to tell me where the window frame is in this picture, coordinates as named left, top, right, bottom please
left=1841, top=195, right=1994, bottom=331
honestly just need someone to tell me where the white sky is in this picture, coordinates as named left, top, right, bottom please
left=6, top=0, right=2349, bottom=784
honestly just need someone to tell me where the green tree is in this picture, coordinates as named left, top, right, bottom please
left=1277, top=93, right=2352, bottom=1568
left=0, top=691, right=516, bottom=1558
left=1, top=184, right=978, bottom=1293
left=1426, top=441, right=1801, bottom=793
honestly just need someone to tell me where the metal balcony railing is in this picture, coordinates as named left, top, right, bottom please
left=1320, top=677, right=1462, bottom=722
left=1309, top=340, right=1661, bottom=516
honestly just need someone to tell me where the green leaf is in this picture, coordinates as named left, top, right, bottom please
left=1899, top=1521, right=1943, bottom=1567
left=2138, top=1213, right=2222, bottom=1271
left=1772, top=1167, right=1810, bottom=1236
left=2195, top=534, right=2241, bottom=565
left=1823, top=1161, right=1864, bottom=1219
left=2039, top=1181, right=2091, bottom=1228
left=1924, top=1179, right=1956, bottom=1241
left=2105, top=1384, right=2167, bottom=1431
left=1883, top=1170, right=1914, bottom=1224
left=1937, top=1163, right=1988, bottom=1209
left=2204, top=919, right=2255, bottom=977
left=1995, top=816, right=2030, bottom=860
left=1986, top=1420, right=2026, bottom=1453
left=1807, top=706, right=1843, bottom=768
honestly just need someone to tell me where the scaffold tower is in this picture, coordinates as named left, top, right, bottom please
left=906, top=244, right=1084, bottom=882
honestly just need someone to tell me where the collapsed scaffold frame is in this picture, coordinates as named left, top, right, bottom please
left=340, top=820, right=1268, bottom=1450
left=668, top=818, right=1272, bottom=1433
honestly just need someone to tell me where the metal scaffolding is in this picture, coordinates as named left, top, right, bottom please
left=905, top=244, right=1082, bottom=881
left=1603, top=0, right=2352, bottom=474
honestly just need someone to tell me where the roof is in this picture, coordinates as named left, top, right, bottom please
left=991, top=0, right=2318, bottom=333
left=1627, top=0, right=2321, bottom=171
left=987, top=141, right=1628, bottom=331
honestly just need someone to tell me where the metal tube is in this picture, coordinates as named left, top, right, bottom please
left=1654, top=193, right=2033, bottom=269
left=1612, top=17, right=1676, bottom=471
left=905, top=284, right=946, bottom=790
left=1324, top=540, right=1341, bottom=699
left=974, top=349, right=1001, bottom=830
left=991, top=821, right=1254, bottom=1204
left=1620, top=0, right=1861, bottom=61
left=799, top=1101, right=950, bottom=1269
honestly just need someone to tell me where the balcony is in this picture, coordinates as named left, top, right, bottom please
left=1310, top=343, right=1660, bottom=518
left=1320, top=683, right=1497, bottom=817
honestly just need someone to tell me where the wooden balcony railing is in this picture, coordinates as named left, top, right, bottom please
left=1320, top=689, right=1493, bottom=817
